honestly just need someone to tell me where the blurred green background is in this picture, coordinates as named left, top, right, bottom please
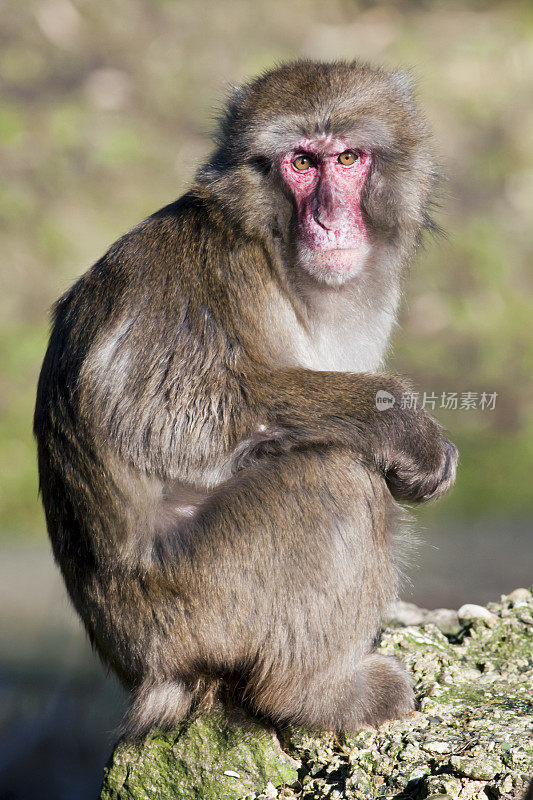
left=0, top=1, right=532, bottom=798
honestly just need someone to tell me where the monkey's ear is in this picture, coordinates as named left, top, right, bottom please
left=390, top=68, right=416, bottom=101
left=215, top=83, right=251, bottom=152
left=225, top=83, right=253, bottom=119
left=227, top=83, right=249, bottom=106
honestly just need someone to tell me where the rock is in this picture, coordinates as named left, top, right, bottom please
left=99, top=589, right=533, bottom=799
left=504, top=587, right=532, bottom=606
left=457, top=603, right=497, bottom=625
left=387, top=601, right=460, bottom=634
left=99, top=709, right=298, bottom=800
left=449, top=753, right=504, bottom=780
left=422, top=740, right=453, bottom=755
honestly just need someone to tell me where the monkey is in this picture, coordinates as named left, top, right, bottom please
left=34, top=60, right=457, bottom=738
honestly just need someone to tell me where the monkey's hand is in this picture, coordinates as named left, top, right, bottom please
left=371, top=378, right=458, bottom=503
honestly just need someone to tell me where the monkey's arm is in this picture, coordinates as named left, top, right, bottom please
left=245, top=367, right=457, bottom=503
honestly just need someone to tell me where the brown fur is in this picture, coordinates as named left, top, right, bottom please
left=34, top=60, right=457, bottom=737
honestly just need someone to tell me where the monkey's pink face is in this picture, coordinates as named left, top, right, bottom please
left=280, top=136, right=372, bottom=284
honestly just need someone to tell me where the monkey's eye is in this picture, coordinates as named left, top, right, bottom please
left=293, top=155, right=314, bottom=171
left=338, top=151, right=359, bottom=166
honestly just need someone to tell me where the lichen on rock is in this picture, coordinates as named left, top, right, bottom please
left=99, top=589, right=533, bottom=800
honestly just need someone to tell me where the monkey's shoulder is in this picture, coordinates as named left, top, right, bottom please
left=50, top=190, right=275, bottom=363
left=118, top=191, right=243, bottom=268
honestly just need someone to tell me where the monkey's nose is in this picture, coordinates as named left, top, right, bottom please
left=314, top=177, right=343, bottom=230
left=313, top=208, right=331, bottom=230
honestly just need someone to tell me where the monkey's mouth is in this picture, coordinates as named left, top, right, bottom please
left=319, top=246, right=359, bottom=254
left=314, top=245, right=370, bottom=270
left=295, top=243, right=371, bottom=284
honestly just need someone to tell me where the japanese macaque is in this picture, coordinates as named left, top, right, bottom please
left=34, top=60, right=457, bottom=737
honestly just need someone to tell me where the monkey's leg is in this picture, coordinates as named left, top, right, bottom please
left=232, top=449, right=413, bottom=732
left=146, top=446, right=414, bottom=735
left=122, top=679, right=194, bottom=738
left=250, top=649, right=414, bottom=732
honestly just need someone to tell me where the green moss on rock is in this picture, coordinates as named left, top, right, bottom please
left=99, top=709, right=298, bottom=800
